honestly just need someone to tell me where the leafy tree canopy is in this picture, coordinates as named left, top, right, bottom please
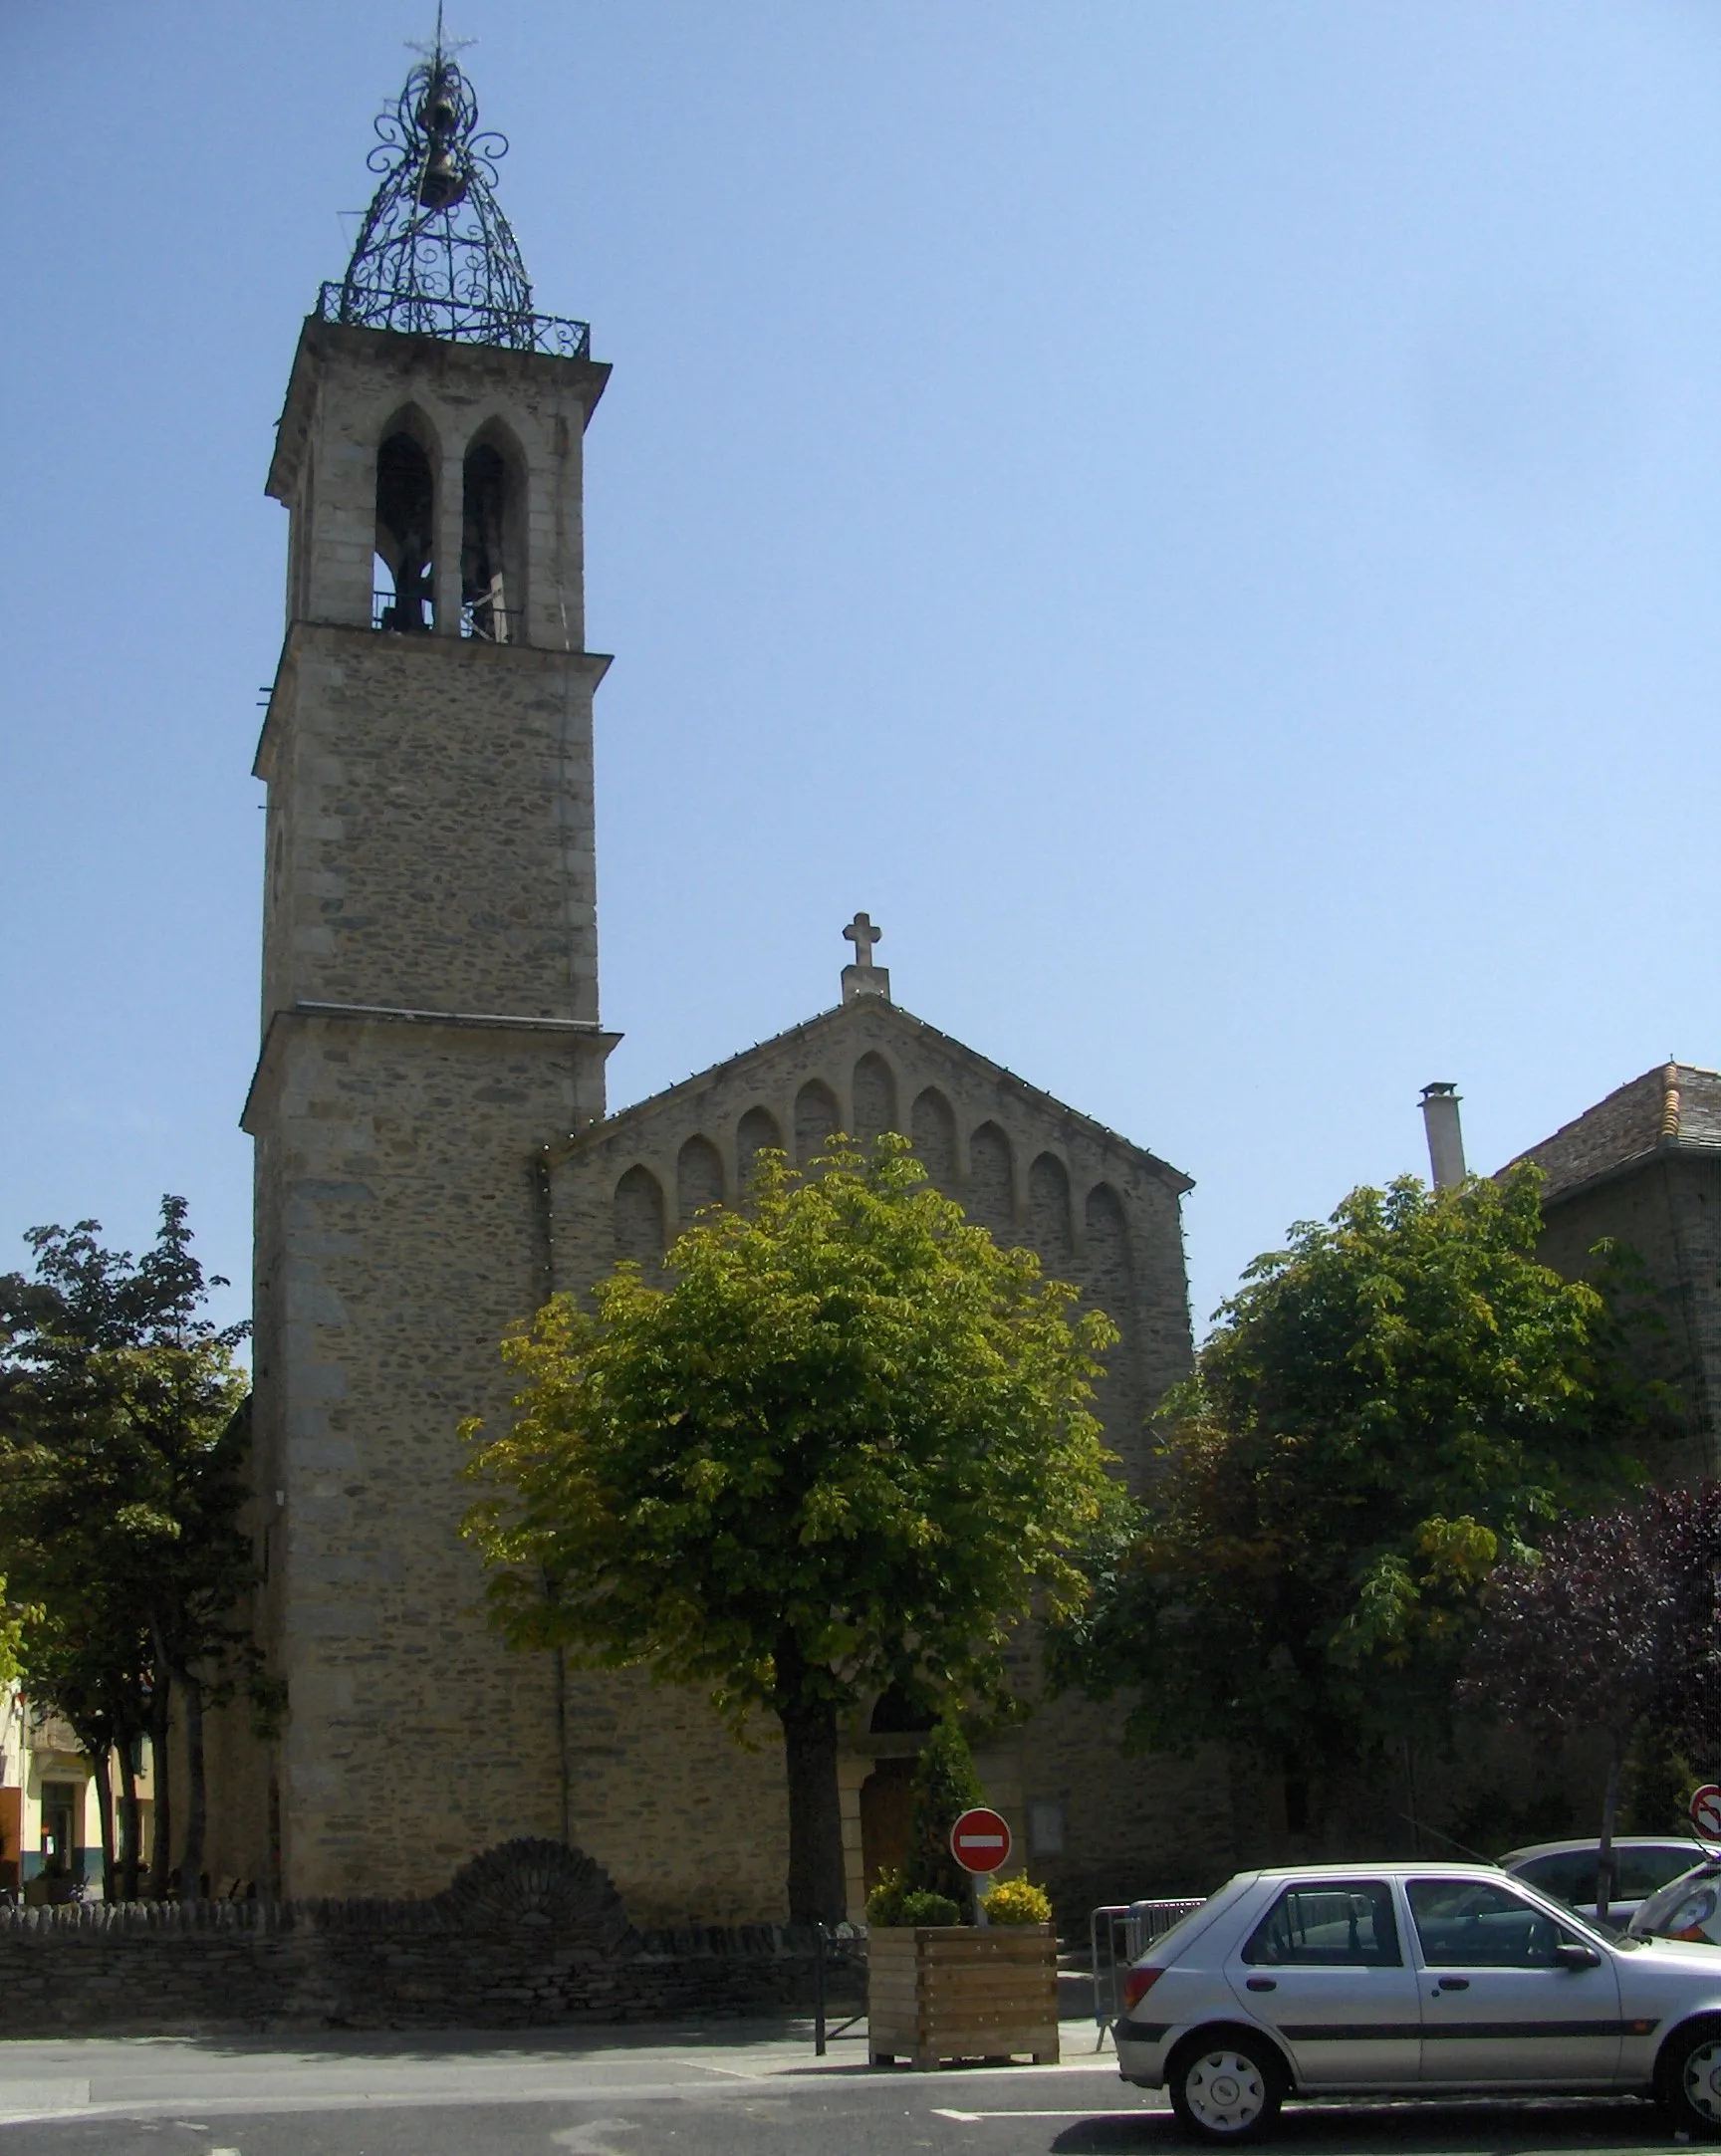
left=1050, top=1168, right=1662, bottom=1821
left=1462, top=1482, right=1721, bottom=1765
left=0, top=1198, right=252, bottom=1896
left=463, top=1136, right=1119, bottom=1919
left=1460, top=1482, right=1721, bottom=1916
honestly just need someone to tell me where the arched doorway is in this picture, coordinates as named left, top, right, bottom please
left=859, top=1683, right=936, bottom=1897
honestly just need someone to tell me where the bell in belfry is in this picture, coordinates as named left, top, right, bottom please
left=417, top=142, right=467, bottom=210
left=415, top=74, right=468, bottom=210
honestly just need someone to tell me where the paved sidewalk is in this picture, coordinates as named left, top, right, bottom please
left=0, top=2016, right=1126, bottom=2130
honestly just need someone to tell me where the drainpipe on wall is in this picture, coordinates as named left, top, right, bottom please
left=1420, top=1082, right=1467, bottom=1190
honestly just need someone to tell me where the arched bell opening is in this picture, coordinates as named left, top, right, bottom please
left=373, top=419, right=437, bottom=632
left=461, top=424, right=526, bottom=643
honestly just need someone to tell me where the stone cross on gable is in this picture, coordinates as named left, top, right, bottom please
left=843, top=912, right=882, bottom=968
left=841, top=911, right=890, bottom=1003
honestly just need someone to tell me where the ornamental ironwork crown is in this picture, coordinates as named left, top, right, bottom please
left=328, top=37, right=589, bottom=359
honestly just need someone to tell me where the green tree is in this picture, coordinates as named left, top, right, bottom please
left=906, top=1716, right=985, bottom=1907
left=463, top=1136, right=1117, bottom=1922
left=0, top=1199, right=253, bottom=1898
left=1050, top=1168, right=1660, bottom=1843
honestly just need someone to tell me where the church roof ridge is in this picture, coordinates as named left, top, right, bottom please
left=1503, top=1058, right=1721, bottom=1204
left=553, top=997, right=1193, bottom=1192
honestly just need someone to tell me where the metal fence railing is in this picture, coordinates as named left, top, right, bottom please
left=1092, top=1898, right=1207, bottom=2029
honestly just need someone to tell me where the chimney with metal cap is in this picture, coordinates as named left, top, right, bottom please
left=1420, top=1082, right=1466, bottom=1190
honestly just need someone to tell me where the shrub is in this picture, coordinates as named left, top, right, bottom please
left=864, top=1868, right=907, bottom=1927
left=907, top=1716, right=985, bottom=1902
left=984, top=1874, right=1052, bottom=1926
left=898, top=1889, right=963, bottom=1926
left=864, top=1870, right=964, bottom=1927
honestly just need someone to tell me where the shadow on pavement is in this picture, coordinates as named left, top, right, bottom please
left=1046, top=2097, right=1671, bottom=2153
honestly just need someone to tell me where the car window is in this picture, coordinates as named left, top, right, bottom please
left=1515, top=1852, right=1597, bottom=1905
left=1516, top=1846, right=1700, bottom=1905
left=1618, top=1847, right=1706, bottom=1898
left=1242, top=1881, right=1402, bottom=1967
left=1408, top=1878, right=1574, bottom=1968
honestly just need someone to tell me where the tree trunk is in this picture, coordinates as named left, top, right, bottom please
left=148, top=1671, right=172, bottom=1899
left=1403, top=1738, right=1420, bottom=1859
left=178, top=1671, right=207, bottom=1899
left=91, top=1750, right=116, bottom=1905
left=118, top=1743, right=140, bottom=1903
left=1597, top=1749, right=1624, bottom=1927
left=777, top=1660, right=847, bottom=1923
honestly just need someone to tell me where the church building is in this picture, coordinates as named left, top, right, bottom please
left=221, top=42, right=1216, bottom=1921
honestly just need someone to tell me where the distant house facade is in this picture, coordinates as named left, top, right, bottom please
left=1508, top=1061, right=1721, bottom=1483
left=0, top=1692, right=156, bottom=1902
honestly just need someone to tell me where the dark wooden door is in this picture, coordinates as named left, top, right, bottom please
left=860, top=1759, right=915, bottom=1895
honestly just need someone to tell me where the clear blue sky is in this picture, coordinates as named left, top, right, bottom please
left=4, top=1, right=1718, bottom=1341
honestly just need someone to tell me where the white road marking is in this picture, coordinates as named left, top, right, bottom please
left=0, top=2079, right=91, bottom=2121
left=549, top=2123, right=640, bottom=2154
left=932, top=2109, right=1144, bottom=2121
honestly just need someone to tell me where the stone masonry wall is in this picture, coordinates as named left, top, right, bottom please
left=1538, top=1151, right=1721, bottom=1483
left=0, top=1844, right=862, bottom=2036
left=237, top=1014, right=610, bottom=1902
left=257, top=626, right=608, bottom=1029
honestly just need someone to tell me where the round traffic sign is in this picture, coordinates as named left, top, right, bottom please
left=1691, top=1785, right=1721, bottom=1840
left=949, top=1805, right=1012, bottom=1875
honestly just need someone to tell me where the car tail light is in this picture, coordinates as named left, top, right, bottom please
left=1121, top=1965, right=1164, bottom=2014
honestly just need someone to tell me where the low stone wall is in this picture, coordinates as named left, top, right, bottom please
left=0, top=1840, right=865, bottom=2036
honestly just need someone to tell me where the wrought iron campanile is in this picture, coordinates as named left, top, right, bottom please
left=327, top=37, right=589, bottom=359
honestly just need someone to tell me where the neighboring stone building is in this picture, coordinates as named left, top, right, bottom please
left=216, top=42, right=1213, bottom=1921
left=1507, top=1061, right=1721, bottom=1485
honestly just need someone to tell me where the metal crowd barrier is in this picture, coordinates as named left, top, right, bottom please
left=1091, top=1898, right=1207, bottom=2032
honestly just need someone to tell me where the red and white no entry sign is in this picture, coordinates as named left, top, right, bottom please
left=949, top=1805, right=1013, bottom=1875
left=1691, top=1785, right=1721, bottom=1841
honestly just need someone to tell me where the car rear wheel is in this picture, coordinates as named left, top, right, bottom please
left=1167, top=2032, right=1285, bottom=2143
left=1658, top=2021, right=1721, bottom=2141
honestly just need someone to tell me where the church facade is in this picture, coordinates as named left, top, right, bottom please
left=217, top=44, right=1220, bottom=1921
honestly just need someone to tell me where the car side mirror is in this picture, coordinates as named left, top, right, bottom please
left=1554, top=1942, right=1601, bottom=1971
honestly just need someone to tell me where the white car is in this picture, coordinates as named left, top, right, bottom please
left=1630, top=1859, right=1721, bottom=1947
left=1113, top=1862, right=1721, bottom=2142
left=1500, top=1835, right=1714, bottom=1927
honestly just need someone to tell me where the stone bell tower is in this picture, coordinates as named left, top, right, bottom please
left=230, top=40, right=615, bottom=1896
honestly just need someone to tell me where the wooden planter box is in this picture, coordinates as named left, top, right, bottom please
left=867, top=1924, right=1059, bottom=2069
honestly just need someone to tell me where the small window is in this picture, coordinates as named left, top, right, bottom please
left=1408, top=1878, right=1572, bottom=1968
left=1243, top=1880, right=1401, bottom=1967
left=1027, top=1801, right=1066, bottom=1857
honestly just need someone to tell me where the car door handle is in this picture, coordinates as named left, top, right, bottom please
left=1245, top=1978, right=1277, bottom=1993
left=1435, top=1978, right=1470, bottom=1992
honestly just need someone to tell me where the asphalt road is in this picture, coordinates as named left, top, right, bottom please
left=0, top=2023, right=1686, bottom=2156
